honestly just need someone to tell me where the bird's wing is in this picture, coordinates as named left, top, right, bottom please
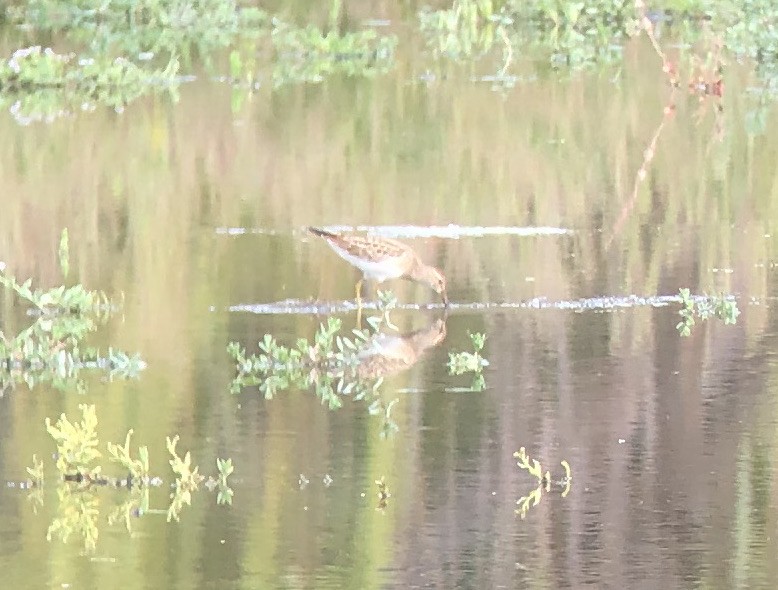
left=327, top=234, right=409, bottom=263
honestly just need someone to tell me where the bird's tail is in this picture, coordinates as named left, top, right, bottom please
left=308, top=226, right=338, bottom=239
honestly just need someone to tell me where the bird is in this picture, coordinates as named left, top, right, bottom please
left=308, top=226, right=448, bottom=306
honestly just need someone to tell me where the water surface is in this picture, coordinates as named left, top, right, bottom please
left=1, top=21, right=778, bottom=590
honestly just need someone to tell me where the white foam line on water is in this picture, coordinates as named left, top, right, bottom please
left=215, top=227, right=282, bottom=235
left=330, top=225, right=573, bottom=238
left=226, top=294, right=721, bottom=315
left=215, top=225, right=573, bottom=238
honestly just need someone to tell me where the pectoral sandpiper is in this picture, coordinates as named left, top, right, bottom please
left=308, top=227, right=448, bottom=306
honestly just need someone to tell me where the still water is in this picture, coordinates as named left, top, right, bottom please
left=1, top=21, right=778, bottom=590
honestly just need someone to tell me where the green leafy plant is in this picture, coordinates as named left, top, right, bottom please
left=26, top=454, right=45, bottom=488
left=23, top=405, right=235, bottom=550
left=375, top=476, right=390, bottom=512
left=229, top=296, right=448, bottom=439
left=0, top=271, right=113, bottom=316
left=46, top=484, right=100, bottom=552
left=228, top=316, right=384, bottom=408
left=7, top=0, right=267, bottom=64
left=106, top=486, right=150, bottom=533
left=419, top=0, right=635, bottom=71
left=447, top=331, right=489, bottom=391
left=270, top=17, right=397, bottom=87
left=209, top=458, right=235, bottom=505
left=0, top=257, right=145, bottom=394
left=166, top=435, right=204, bottom=522
left=46, top=404, right=102, bottom=481
left=0, top=45, right=180, bottom=124
left=676, top=288, right=740, bottom=337
left=107, top=429, right=150, bottom=483
left=419, top=0, right=509, bottom=59
left=228, top=293, right=401, bottom=407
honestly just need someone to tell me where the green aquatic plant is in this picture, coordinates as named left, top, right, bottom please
left=46, top=484, right=100, bottom=552
left=375, top=476, right=391, bottom=512
left=513, top=447, right=572, bottom=519
left=270, top=17, right=397, bottom=87
left=0, top=45, right=180, bottom=124
left=46, top=404, right=102, bottom=481
left=418, top=0, right=517, bottom=89
left=210, top=458, right=235, bottom=505
left=26, top=454, right=45, bottom=488
left=107, top=429, right=151, bottom=483
left=167, top=435, right=203, bottom=490
left=228, top=292, right=401, bottom=407
left=229, top=294, right=446, bottom=439
left=166, top=435, right=205, bottom=521
left=447, top=331, right=489, bottom=391
left=22, top=405, right=235, bottom=550
left=228, top=315, right=384, bottom=408
left=718, top=0, right=778, bottom=73
left=0, top=258, right=145, bottom=393
left=420, top=0, right=636, bottom=70
left=107, top=486, right=150, bottom=533
left=417, top=0, right=778, bottom=78
left=7, top=0, right=393, bottom=87
left=419, top=0, right=513, bottom=60
left=166, top=435, right=235, bottom=522
left=519, top=0, right=636, bottom=66
left=0, top=271, right=113, bottom=316
left=7, top=0, right=267, bottom=64
left=269, top=0, right=396, bottom=87
left=43, top=404, right=152, bottom=486
left=676, top=288, right=740, bottom=337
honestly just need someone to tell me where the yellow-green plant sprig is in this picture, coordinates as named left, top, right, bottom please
left=513, top=447, right=572, bottom=519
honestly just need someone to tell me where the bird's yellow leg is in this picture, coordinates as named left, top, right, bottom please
left=355, top=279, right=364, bottom=328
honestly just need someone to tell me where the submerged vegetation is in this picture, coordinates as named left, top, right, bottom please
left=0, top=0, right=758, bottom=572
left=230, top=309, right=493, bottom=434
left=2, top=0, right=398, bottom=119
left=6, top=0, right=267, bottom=61
left=229, top=291, right=457, bottom=434
left=0, top=232, right=145, bottom=394
left=419, top=0, right=778, bottom=70
left=270, top=16, right=397, bottom=87
left=228, top=315, right=387, bottom=408
left=676, top=288, right=740, bottom=337
left=0, top=45, right=179, bottom=124
left=447, top=331, right=489, bottom=391
left=20, top=404, right=234, bottom=552
left=2, top=0, right=778, bottom=123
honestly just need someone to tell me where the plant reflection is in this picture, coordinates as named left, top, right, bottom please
left=16, top=405, right=234, bottom=552
left=229, top=291, right=449, bottom=434
left=0, top=242, right=146, bottom=394
left=514, top=447, right=572, bottom=520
